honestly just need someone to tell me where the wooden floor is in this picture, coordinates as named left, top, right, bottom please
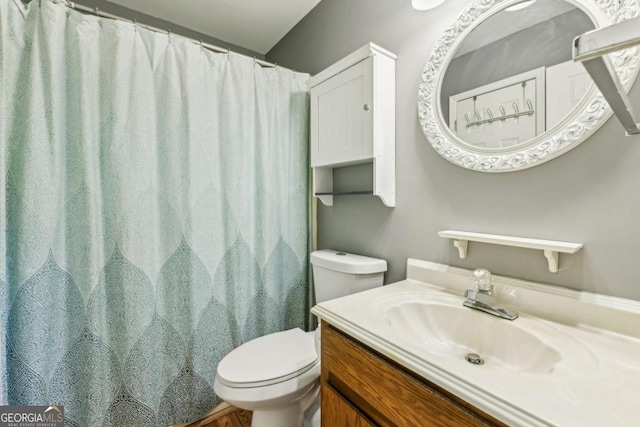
left=187, top=406, right=252, bottom=427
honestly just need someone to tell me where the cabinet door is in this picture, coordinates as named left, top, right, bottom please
left=311, top=56, right=374, bottom=168
left=322, top=323, right=504, bottom=427
left=321, top=382, right=375, bottom=427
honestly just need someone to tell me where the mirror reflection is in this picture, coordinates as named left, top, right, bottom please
left=440, top=0, right=595, bottom=149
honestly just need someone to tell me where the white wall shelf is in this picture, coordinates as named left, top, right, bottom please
left=438, top=230, right=584, bottom=273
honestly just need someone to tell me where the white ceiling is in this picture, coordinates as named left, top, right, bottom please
left=108, top=0, right=322, bottom=54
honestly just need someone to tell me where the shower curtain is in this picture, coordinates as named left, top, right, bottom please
left=0, top=0, right=310, bottom=425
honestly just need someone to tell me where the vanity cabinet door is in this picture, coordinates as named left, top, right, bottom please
left=310, top=56, right=374, bottom=168
left=321, top=322, right=504, bottom=427
left=321, top=382, right=374, bottom=427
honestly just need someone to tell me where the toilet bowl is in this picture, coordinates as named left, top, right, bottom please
left=214, top=250, right=387, bottom=427
left=213, top=328, right=320, bottom=427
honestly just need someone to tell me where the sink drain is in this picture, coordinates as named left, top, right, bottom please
left=465, top=353, right=484, bottom=365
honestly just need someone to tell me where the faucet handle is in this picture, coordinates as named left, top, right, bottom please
left=472, top=268, right=493, bottom=293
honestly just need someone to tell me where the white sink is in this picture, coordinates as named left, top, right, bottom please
left=380, top=292, right=597, bottom=375
left=313, top=260, right=640, bottom=426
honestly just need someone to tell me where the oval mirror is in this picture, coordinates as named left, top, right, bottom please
left=419, top=0, right=640, bottom=172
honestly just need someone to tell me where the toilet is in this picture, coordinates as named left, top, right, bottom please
left=213, top=249, right=387, bottom=427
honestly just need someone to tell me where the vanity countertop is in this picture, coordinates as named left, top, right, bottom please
left=311, top=259, right=640, bottom=427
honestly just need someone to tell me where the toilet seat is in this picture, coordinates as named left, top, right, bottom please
left=217, top=328, right=318, bottom=388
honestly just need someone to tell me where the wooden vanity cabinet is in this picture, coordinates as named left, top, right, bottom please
left=321, top=382, right=374, bottom=427
left=320, top=322, right=505, bottom=427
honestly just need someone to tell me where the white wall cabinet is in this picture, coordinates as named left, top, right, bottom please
left=311, top=56, right=374, bottom=167
left=308, top=43, right=396, bottom=207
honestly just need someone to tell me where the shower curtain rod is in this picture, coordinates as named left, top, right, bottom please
left=65, top=1, right=291, bottom=71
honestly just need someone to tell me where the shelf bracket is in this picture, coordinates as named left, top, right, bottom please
left=316, top=195, right=334, bottom=206
left=453, top=239, right=468, bottom=259
left=543, top=250, right=559, bottom=273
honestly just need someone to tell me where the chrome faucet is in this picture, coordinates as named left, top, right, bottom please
left=463, top=269, right=518, bottom=321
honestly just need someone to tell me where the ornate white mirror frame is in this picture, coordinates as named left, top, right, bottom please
left=418, top=0, right=640, bottom=172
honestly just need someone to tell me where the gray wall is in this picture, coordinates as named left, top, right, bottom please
left=441, top=9, right=593, bottom=120
left=267, top=0, right=640, bottom=301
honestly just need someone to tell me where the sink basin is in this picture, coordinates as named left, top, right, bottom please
left=312, top=260, right=640, bottom=426
left=385, top=299, right=563, bottom=374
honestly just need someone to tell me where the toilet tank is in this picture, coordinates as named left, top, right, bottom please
left=310, top=250, right=387, bottom=304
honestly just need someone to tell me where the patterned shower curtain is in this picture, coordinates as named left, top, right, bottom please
left=0, top=0, right=310, bottom=425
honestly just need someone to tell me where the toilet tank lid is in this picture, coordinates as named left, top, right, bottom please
left=310, top=250, right=387, bottom=274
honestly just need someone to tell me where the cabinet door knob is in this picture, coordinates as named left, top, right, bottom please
left=363, top=104, right=371, bottom=111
